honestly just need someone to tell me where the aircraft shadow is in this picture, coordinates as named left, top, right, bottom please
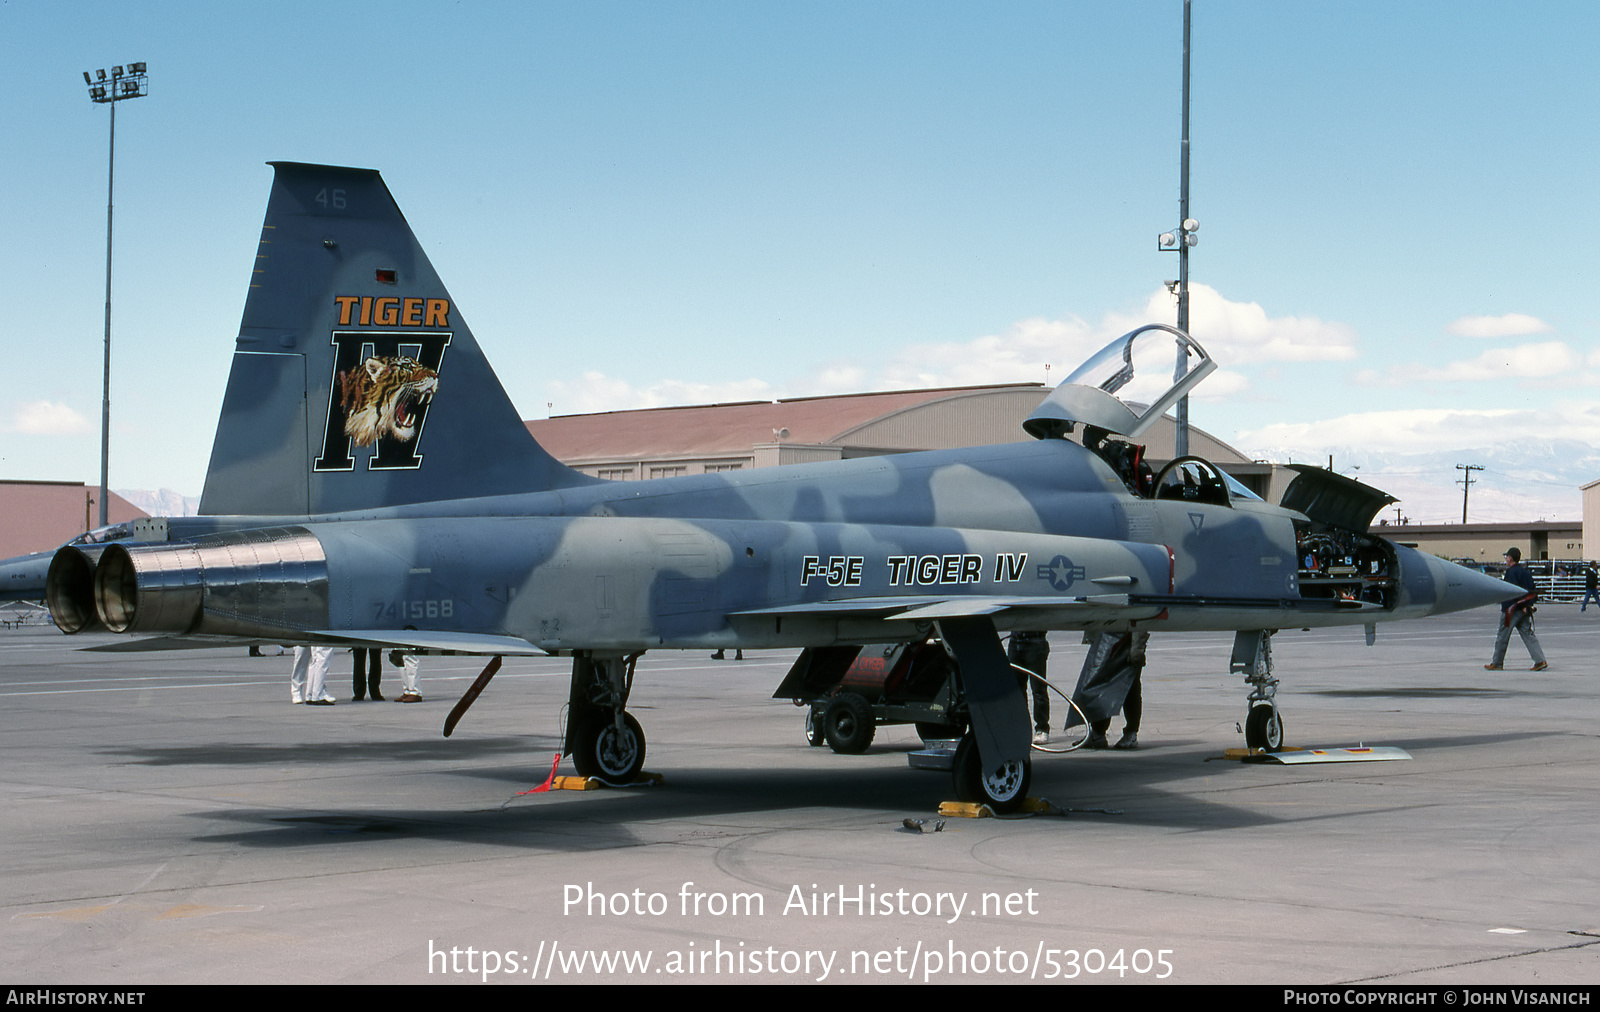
left=1306, top=686, right=1531, bottom=699
left=173, top=741, right=1449, bottom=853
left=95, top=736, right=559, bottom=766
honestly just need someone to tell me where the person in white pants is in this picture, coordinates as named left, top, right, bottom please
left=390, top=649, right=423, bottom=703
left=291, top=646, right=336, bottom=705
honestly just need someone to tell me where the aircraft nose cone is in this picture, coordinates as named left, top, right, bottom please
left=1424, top=553, right=1521, bottom=616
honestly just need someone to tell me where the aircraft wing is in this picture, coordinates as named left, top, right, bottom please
left=730, top=590, right=1385, bottom=626
left=305, top=629, right=545, bottom=655
left=730, top=594, right=1165, bottom=622
left=85, top=629, right=543, bottom=656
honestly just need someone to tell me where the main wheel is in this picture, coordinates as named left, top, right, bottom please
left=952, top=735, right=1030, bottom=813
left=805, top=707, right=827, bottom=747
left=573, top=712, right=646, bottom=784
left=824, top=693, right=876, bottom=754
left=1245, top=704, right=1283, bottom=751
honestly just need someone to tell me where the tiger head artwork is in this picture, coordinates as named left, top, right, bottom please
left=338, top=355, right=439, bottom=447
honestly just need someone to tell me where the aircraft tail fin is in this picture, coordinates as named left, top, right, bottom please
left=199, top=162, right=595, bottom=516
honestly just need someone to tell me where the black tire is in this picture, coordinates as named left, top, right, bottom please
left=805, top=707, right=827, bottom=747
left=952, top=735, right=1030, bottom=813
left=915, top=720, right=966, bottom=743
left=1245, top=704, right=1283, bottom=751
left=573, top=712, right=646, bottom=784
left=824, top=693, right=875, bottom=754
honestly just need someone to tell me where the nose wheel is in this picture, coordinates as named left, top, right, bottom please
left=1244, top=703, right=1283, bottom=751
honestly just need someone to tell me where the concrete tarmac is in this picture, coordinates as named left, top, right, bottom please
left=1, top=604, right=1596, bottom=985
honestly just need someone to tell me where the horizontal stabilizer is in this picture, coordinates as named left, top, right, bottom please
left=85, top=636, right=258, bottom=653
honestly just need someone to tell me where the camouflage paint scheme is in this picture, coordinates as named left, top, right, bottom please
left=44, top=164, right=1515, bottom=809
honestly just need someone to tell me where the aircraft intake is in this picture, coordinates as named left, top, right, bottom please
left=84, top=527, right=329, bottom=638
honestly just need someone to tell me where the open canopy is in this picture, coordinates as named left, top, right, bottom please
left=1024, top=324, right=1216, bottom=440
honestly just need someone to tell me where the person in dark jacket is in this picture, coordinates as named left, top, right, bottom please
left=1486, top=547, right=1547, bottom=671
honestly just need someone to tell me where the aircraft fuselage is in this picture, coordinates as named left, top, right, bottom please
left=82, top=437, right=1499, bottom=649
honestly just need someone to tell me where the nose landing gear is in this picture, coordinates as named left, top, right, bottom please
left=1233, top=630, right=1284, bottom=751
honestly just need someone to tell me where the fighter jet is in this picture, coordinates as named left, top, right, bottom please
left=0, top=524, right=131, bottom=603
left=0, top=550, right=52, bottom=604
left=45, top=163, right=1514, bottom=812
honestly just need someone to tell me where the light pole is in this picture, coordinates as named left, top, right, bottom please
left=83, top=62, right=148, bottom=528
left=1156, top=0, right=1195, bottom=458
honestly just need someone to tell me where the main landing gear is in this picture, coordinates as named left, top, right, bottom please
left=940, top=618, right=1033, bottom=814
left=566, top=652, right=647, bottom=784
left=1232, top=630, right=1285, bottom=751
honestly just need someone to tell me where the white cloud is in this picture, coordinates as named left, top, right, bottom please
left=1240, top=401, right=1600, bottom=456
left=807, top=363, right=869, bottom=395
left=1446, top=313, right=1552, bottom=338
left=543, top=285, right=1361, bottom=413
left=1107, top=284, right=1360, bottom=364
left=1359, top=472, right=1579, bottom=526
left=5, top=400, right=92, bottom=435
left=1417, top=341, right=1583, bottom=382
left=870, top=284, right=1359, bottom=394
left=873, top=315, right=1101, bottom=391
left=547, top=371, right=778, bottom=414
left=1233, top=431, right=1598, bottom=524
left=1196, top=368, right=1251, bottom=400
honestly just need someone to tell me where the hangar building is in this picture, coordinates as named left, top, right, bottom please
left=525, top=382, right=1284, bottom=498
left=0, top=481, right=146, bottom=558
left=1374, top=521, right=1583, bottom=564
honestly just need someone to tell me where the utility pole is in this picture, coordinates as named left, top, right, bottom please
left=1158, top=0, right=1196, bottom=457
left=1456, top=464, right=1483, bottom=524
left=83, top=62, right=149, bottom=528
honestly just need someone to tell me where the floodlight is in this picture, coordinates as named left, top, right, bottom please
left=80, top=61, right=149, bottom=526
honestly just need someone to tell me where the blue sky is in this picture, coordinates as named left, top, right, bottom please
left=1, top=1, right=1595, bottom=522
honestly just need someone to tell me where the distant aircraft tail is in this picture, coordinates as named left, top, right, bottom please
left=199, top=162, right=595, bottom=516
